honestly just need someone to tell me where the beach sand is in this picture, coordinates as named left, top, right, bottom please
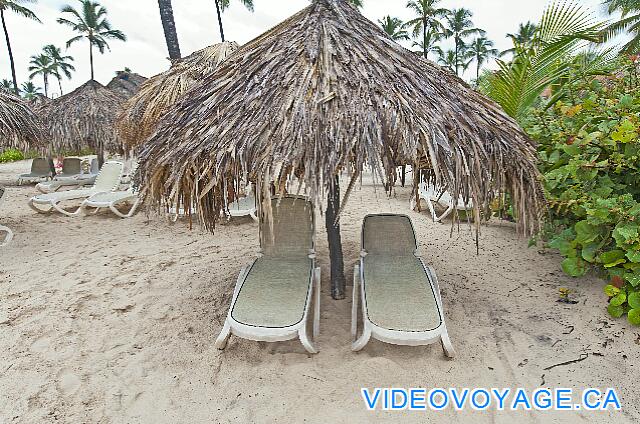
left=1, top=159, right=638, bottom=424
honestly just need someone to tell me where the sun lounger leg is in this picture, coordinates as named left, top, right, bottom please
left=28, top=199, right=53, bottom=214
left=441, top=328, right=456, bottom=358
left=214, top=320, right=231, bottom=350
left=51, top=202, right=82, bottom=217
left=250, top=210, right=258, bottom=222
left=351, top=265, right=359, bottom=339
left=352, top=325, right=371, bottom=352
left=0, top=225, right=13, bottom=247
left=298, top=324, right=318, bottom=354
left=435, top=204, right=455, bottom=222
left=313, top=267, right=321, bottom=339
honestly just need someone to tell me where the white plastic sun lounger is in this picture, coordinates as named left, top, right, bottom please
left=0, top=186, right=13, bottom=247
left=215, top=195, right=321, bottom=354
left=410, top=182, right=473, bottom=222
left=28, top=161, right=124, bottom=217
left=36, top=158, right=91, bottom=193
left=80, top=188, right=141, bottom=218
left=351, top=214, right=455, bottom=357
left=17, top=158, right=54, bottom=185
left=227, top=183, right=258, bottom=221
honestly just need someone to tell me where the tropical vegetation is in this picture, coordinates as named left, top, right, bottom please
left=57, top=0, right=126, bottom=80
left=0, top=0, right=41, bottom=94
left=524, top=59, right=640, bottom=325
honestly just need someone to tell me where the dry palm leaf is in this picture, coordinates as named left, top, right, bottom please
left=138, top=0, right=545, bottom=236
left=117, top=41, right=239, bottom=149
left=0, top=90, right=44, bottom=151
left=37, top=80, right=126, bottom=155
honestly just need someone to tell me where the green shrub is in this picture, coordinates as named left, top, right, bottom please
left=0, top=148, right=25, bottom=163
left=524, top=60, right=640, bottom=325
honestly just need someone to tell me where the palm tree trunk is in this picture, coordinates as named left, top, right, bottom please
left=58, top=76, right=63, bottom=96
left=214, top=0, right=225, bottom=42
left=89, top=41, right=94, bottom=80
left=476, top=59, right=480, bottom=82
left=326, top=176, right=346, bottom=300
left=455, top=38, right=459, bottom=76
left=43, top=74, right=48, bottom=98
left=157, top=0, right=182, bottom=60
left=1, top=10, right=19, bottom=95
left=422, top=22, right=427, bottom=59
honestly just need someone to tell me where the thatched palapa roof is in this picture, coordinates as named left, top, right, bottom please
left=137, top=0, right=545, bottom=235
left=37, top=80, right=126, bottom=154
left=107, top=71, right=147, bottom=98
left=0, top=90, right=44, bottom=151
left=117, top=41, right=239, bottom=149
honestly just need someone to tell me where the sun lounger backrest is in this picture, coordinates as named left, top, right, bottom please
left=61, top=158, right=82, bottom=176
left=362, top=214, right=417, bottom=256
left=261, top=196, right=314, bottom=257
left=92, top=161, right=123, bottom=192
left=31, top=158, right=52, bottom=176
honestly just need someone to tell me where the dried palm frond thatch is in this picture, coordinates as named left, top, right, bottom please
left=0, top=90, right=44, bottom=151
left=117, top=41, right=239, bottom=149
left=137, top=0, right=545, bottom=236
left=37, top=80, right=126, bottom=154
left=107, top=71, right=147, bottom=98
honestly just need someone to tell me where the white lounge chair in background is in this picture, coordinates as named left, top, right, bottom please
left=17, top=158, right=54, bottom=185
left=36, top=158, right=100, bottom=193
left=27, top=161, right=124, bottom=217
left=215, top=195, right=321, bottom=354
left=227, top=183, right=258, bottom=221
left=0, top=186, right=13, bottom=247
left=80, top=187, right=141, bottom=218
left=352, top=214, right=455, bottom=357
left=410, top=181, right=473, bottom=222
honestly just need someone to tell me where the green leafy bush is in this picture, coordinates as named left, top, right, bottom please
left=524, top=60, right=640, bottom=325
left=0, top=148, right=25, bottom=163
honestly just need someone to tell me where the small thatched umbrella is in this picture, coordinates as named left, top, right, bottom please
left=37, top=80, right=126, bottom=163
left=137, top=0, right=545, bottom=298
left=0, top=90, right=44, bottom=151
left=107, top=71, right=148, bottom=98
left=117, top=41, right=239, bottom=149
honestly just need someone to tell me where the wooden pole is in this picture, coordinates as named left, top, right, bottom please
left=326, top=175, right=346, bottom=300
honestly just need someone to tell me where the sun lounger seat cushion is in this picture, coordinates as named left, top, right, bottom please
left=231, top=257, right=314, bottom=328
left=362, top=255, right=442, bottom=332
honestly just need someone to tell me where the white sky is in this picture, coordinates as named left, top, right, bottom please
left=4, top=0, right=608, bottom=97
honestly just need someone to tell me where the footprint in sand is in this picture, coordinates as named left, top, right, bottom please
left=30, top=334, right=51, bottom=353
left=57, top=369, right=81, bottom=396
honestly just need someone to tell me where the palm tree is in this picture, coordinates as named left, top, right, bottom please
left=405, top=0, right=450, bottom=59
left=444, top=8, right=485, bottom=76
left=467, top=36, right=499, bottom=81
left=379, top=16, right=409, bottom=41
left=501, top=21, right=538, bottom=57
left=412, top=31, right=443, bottom=58
left=0, top=0, right=41, bottom=95
left=603, top=0, right=640, bottom=54
left=20, top=81, right=41, bottom=100
left=43, top=44, right=75, bottom=95
left=157, top=0, right=181, bottom=60
left=479, top=2, right=606, bottom=122
left=214, top=0, right=253, bottom=42
left=57, top=0, right=126, bottom=81
left=1, top=78, right=14, bottom=92
left=28, top=53, right=53, bottom=97
left=437, top=49, right=459, bottom=73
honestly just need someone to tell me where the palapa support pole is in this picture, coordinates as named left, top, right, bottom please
left=326, top=175, right=346, bottom=300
